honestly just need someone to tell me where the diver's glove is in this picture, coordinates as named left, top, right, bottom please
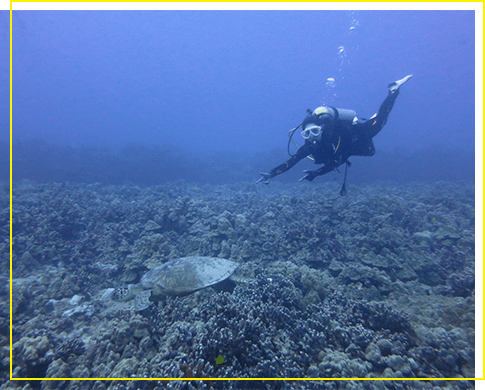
left=256, top=172, right=273, bottom=185
left=298, top=170, right=317, bottom=182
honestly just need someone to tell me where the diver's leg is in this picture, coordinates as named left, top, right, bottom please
left=366, top=89, right=400, bottom=138
left=366, top=74, right=413, bottom=139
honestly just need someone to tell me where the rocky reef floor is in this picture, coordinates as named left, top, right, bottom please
left=1, top=180, right=476, bottom=389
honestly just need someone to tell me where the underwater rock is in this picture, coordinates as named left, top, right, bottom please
left=12, top=335, right=53, bottom=378
left=448, top=267, right=474, bottom=298
left=376, top=338, right=393, bottom=356
left=110, top=357, right=139, bottom=378
left=62, top=303, right=94, bottom=319
left=307, top=364, right=320, bottom=377
left=396, top=264, right=418, bottom=282
left=413, top=231, right=433, bottom=247
left=219, top=240, right=231, bottom=258
left=69, top=294, right=83, bottom=306
left=240, top=240, right=253, bottom=259
left=434, top=228, right=462, bottom=245
left=100, top=288, right=115, bottom=300
left=45, top=358, right=70, bottom=378
left=328, top=260, right=344, bottom=276
left=234, top=213, right=248, bottom=229
left=188, top=220, right=206, bottom=235
left=144, top=220, right=162, bottom=232
left=364, top=342, right=382, bottom=364
left=217, top=216, right=233, bottom=235
left=318, top=349, right=370, bottom=378
left=384, top=354, right=414, bottom=375
left=409, top=255, right=443, bottom=286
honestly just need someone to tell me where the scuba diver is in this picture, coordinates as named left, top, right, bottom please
left=256, top=75, right=413, bottom=195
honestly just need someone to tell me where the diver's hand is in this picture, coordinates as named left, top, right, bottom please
left=299, top=170, right=317, bottom=182
left=256, top=172, right=273, bottom=185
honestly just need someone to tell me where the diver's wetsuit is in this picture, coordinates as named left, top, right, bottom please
left=269, top=89, right=400, bottom=180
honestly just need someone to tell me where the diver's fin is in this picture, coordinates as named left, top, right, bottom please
left=388, top=74, right=413, bottom=92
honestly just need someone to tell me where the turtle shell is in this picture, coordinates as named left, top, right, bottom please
left=140, top=256, right=239, bottom=296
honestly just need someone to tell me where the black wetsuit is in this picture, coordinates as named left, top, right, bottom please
left=269, top=89, right=400, bottom=181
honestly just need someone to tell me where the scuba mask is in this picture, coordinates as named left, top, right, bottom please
left=302, top=121, right=333, bottom=144
left=301, top=124, right=322, bottom=140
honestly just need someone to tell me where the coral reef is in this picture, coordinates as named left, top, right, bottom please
left=3, top=180, right=475, bottom=389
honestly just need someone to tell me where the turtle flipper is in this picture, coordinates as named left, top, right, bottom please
left=135, top=290, right=152, bottom=311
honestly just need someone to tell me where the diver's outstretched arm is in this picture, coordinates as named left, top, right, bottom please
left=257, top=143, right=311, bottom=184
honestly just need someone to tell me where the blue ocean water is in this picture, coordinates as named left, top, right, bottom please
left=5, top=10, right=476, bottom=184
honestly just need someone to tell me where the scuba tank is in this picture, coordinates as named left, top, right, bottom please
left=312, top=106, right=357, bottom=125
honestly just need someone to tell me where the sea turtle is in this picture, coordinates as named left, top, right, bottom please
left=115, top=256, right=239, bottom=311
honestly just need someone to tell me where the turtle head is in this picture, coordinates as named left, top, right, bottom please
left=114, top=284, right=143, bottom=301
